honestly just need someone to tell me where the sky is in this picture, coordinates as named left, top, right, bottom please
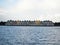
left=0, top=0, right=60, bottom=22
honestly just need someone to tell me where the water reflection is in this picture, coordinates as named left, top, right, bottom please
left=0, top=26, right=60, bottom=45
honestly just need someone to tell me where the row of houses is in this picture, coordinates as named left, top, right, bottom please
left=5, top=20, right=54, bottom=26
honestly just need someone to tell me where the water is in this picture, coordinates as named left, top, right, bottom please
left=0, top=26, right=60, bottom=45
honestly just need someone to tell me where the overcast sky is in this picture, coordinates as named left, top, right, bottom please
left=0, top=0, right=60, bottom=22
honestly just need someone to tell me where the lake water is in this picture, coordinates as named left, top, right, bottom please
left=0, top=26, right=60, bottom=45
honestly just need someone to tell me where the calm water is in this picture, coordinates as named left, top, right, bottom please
left=0, top=26, right=60, bottom=45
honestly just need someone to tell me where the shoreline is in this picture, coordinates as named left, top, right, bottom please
left=0, top=25, right=60, bottom=27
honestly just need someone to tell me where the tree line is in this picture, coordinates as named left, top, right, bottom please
left=0, top=21, right=60, bottom=26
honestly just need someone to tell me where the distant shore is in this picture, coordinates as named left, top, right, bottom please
left=0, top=20, right=60, bottom=26
left=0, top=25, right=60, bottom=26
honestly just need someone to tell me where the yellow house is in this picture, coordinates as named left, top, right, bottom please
left=35, top=20, right=40, bottom=25
left=16, top=20, right=20, bottom=25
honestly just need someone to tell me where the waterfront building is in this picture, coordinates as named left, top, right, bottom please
left=35, top=20, right=40, bottom=25
left=5, top=20, right=54, bottom=26
left=41, top=20, right=54, bottom=26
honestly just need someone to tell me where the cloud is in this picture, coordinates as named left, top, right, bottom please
left=0, top=8, right=8, bottom=15
left=9, top=0, right=60, bottom=14
left=0, top=0, right=60, bottom=22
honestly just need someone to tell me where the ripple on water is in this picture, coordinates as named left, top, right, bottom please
left=0, top=26, right=60, bottom=45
